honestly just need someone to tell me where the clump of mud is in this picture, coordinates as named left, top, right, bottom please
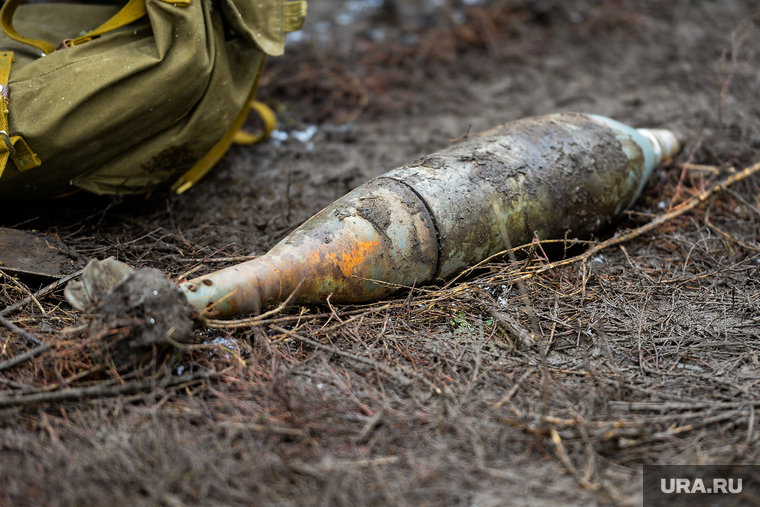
left=65, top=259, right=195, bottom=367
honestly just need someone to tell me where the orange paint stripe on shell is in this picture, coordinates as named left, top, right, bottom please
left=305, top=239, right=382, bottom=278
left=336, top=239, right=381, bottom=277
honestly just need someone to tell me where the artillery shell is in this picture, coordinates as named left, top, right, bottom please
left=181, top=112, right=681, bottom=318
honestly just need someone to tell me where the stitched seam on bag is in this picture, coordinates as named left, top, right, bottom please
left=9, top=36, right=154, bottom=84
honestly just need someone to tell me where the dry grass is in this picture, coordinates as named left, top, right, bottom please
left=3, top=158, right=760, bottom=506
left=2, top=1, right=760, bottom=505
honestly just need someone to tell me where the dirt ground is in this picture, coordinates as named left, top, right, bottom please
left=2, top=0, right=760, bottom=505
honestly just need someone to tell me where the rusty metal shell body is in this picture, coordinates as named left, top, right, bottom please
left=181, top=113, right=674, bottom=318
left=183, top=178, right=438, bottom=317
left=384, top=112, right=652, bottom=279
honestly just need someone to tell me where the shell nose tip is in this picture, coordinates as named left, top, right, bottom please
left=637, top=128, right=683, bottom=166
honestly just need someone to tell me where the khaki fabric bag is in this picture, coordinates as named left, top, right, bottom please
left=0, top=0, right=306, bottom=201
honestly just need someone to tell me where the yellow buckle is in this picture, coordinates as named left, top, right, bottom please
left=0, top=130, right=17, bottom=156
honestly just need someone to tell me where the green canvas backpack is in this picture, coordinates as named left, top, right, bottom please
left=0, top=0, right=306, bottom=201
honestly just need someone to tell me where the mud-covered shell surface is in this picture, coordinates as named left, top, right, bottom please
left=383, top=112, right=645, bottom=279
left=182, top=112, right=650, bottom=313
left=184, top=178, right=438, bottom=317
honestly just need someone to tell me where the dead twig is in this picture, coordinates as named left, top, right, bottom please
left=619, top=408, right=745, bottom=447
left=0, top=269, right=45, bottom=315
left=270, top=324, right=444, bottom=395
left=549, top=427, right=601, bottom=493
left=1, top=268, right=85, bottom=318
left=489, top=308, right=536, bottom=349
left=704, top=209, right=760, bottom=252
left=680, top=163, right=720, bottom=175
left=669, top=139, right=703, bottom=210
left=491, top=367, right=535, bottom=411
left=319, top=304, right=391, bottom=334
left=511, top=161, right=760, bottom=284
left=202, top=285, right=302, bottom=328
left=0, top=314, right=42, bottom=346
left=289, top=456, right=400, bottom=476
left=218, top=421, right=307, bottom=437
left=356, top=408, right=384, bottom=443
left=0, top=342, right=51, bottom=372
left=0, top=370, right=218, bottom=408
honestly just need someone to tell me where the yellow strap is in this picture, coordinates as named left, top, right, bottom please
left=1, top=0, right=190, bottom=54
left=0, top=51, right=41, bottom=179
left=171, top=99, right=275, bottom=193
left=232, top=101, right=277, bottom=146
left=0, top=51, right=13, bottom=178
left=0, top=52, right=12, bottom=102
left=171, top=1, right=305, bottom=194
left=66, top=0, right=148, bottom=47
left=0, top=0, right=56, bottom=55
left=10, top=135, right=41, bottom=171
left=67, top=0, right=194, bottom=48
left=171, top=57, right=275, bottom=194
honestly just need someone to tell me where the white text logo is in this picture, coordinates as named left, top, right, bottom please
left=660, top=478, right=742, bottom=494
